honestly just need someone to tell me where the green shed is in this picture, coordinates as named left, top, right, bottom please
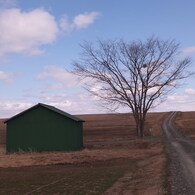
left=5, top=103, right=84, bottom=152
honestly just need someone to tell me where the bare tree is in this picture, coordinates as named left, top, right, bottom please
left=73, top=37, right=192, bottom=137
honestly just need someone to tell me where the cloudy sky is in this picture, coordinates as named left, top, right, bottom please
left=1, top=0, right=195, bottom=117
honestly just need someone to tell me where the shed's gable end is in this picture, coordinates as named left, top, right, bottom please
left=4, top=103, right=85, bottom=123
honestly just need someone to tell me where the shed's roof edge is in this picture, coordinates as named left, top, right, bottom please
left=39, top=103, right=85, bottom=122
left=4, top=103, right=85, bottom=123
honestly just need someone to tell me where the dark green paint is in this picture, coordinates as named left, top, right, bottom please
left=6, top=105, right=83, bottom=152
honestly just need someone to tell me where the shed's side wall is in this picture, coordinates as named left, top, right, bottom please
left=6, top=106, right=83, bottom=152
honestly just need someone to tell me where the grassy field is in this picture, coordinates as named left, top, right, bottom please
left=0, top=112, right=169, bottom=194
left=174, top=111, right=195, bottom=140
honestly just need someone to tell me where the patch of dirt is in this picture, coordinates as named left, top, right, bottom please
left=132, top=154, right=165, bottom=195
left=103, top=172, right=133, bottom=195
left=104, top=146, right=166, bottom=195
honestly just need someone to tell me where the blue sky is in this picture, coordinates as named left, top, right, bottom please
left=1, top=0, right=195, bottom=117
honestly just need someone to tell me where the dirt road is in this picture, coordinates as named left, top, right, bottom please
left=163, top=112, right=195, bottom=195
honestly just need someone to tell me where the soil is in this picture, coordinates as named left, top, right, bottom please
left=104, top=153, right=165, bottom=195
left=0, top=158, right=135, bottom=195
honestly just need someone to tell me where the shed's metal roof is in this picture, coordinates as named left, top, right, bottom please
left=4, top=103, right=85, bottom=123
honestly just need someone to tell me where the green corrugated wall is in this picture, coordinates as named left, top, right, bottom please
left=6, top=106, right=83, bottom=152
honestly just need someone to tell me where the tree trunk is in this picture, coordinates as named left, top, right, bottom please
left=134, top=117, right=140, bottom=137
left=137, top=123, right=144, bottom=138
left=134, top=115, right=145, bottom=138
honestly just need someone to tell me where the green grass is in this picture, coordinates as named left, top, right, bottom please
left=0, top=159, right=136, bottom=194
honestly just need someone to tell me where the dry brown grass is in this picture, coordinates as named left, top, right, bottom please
left=174, top=111, right=195, bottom=140
left=0, top=141, right=162, bottom=168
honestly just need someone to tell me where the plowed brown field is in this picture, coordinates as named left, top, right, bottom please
left=77, top=112, right=168, bottom=142
left=174, top=111, right=195, bottom=140
left=0, top=119, right=6, bottom=145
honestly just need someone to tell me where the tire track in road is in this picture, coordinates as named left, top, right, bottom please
left=163, top=112, right=195, bottom=195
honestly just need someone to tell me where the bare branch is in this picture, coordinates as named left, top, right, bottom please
left=72, top=37, right=192, bottom=137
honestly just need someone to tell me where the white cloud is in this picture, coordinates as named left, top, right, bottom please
left=91, top=85, right=102, bottom=93
left=47, top=101, right=72, bottom=108
left=38, top=66, right=81, bottom=88
left=157, top=100, right=195, bottom=112
left=60, top=11, right=100, bottom=32
left=167, top=94, right=188, bottom=101
left=59, top=14, right=72, bottom=32
left=73, top=12, right=100, bottom=29
left=0, top=71, right=17, bottom=83
left=49, top=83, right=65, bottom=90
left=0, top=100, right=33, bottom=118
left=182, top=46, right=195, bottom=54
left=147, top=86, right=160, bottom=96
left=0, top=8, right=59, bottom=56
left=0, top=9, right=100, bottom=57
left=41, top=93, right=68, bottom=102
left=0, top=89, right=104, bottom=118
left=185, top=88, right=195, bottom=95
left=42, top=91, right=104, bottom=115
left=155, top=88, right=195, bottom=112
left=0, top=99, right=74, bottom=118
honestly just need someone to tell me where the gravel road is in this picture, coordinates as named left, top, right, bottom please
left=163, top=112, right=195, bottom=195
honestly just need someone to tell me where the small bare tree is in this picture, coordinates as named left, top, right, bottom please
left=73, top=37, right=192, bottom=137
